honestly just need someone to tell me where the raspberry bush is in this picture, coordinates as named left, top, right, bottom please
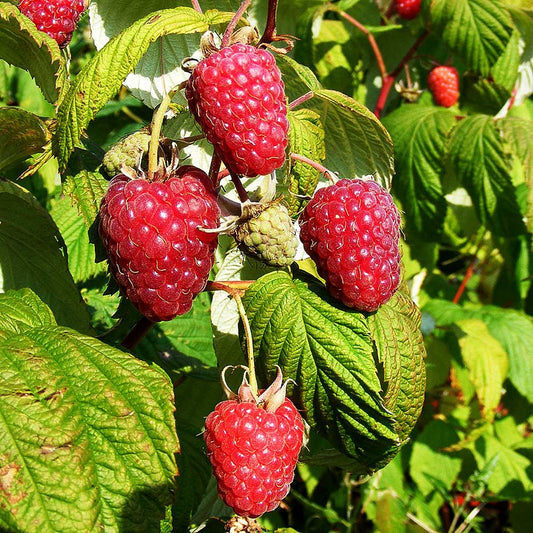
left=1, top=1, right=532, bottom=532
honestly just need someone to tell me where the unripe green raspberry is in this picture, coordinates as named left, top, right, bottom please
left=233, top=202, right=298, bottom=267
left=102, top=130, right=151, bottom=177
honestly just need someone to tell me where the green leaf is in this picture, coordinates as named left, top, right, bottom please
left=452, top=319, right=509, bottom=417
left=383, top=105, right=456, bottom=238
left=425, top=300, right=533, bottom=403
left=430, top=0, right=514, bottom=76
left=275, top=45, right=321, bottom=102
left=89, top=1, right=236, bottom=107
left=62, top=151, right=109, bottom=229
left=368, top=283, right=426, bottom=443
left=49, top=197, right=107, bottom=284
left=0, top=326, right=178, bottom=533
left=54, top=7, right=233, bottom=169
left=299, top=89, right=395, bottom=188
left=243, top=270, right=398, bottom=471
left=472, top=433, right=533, bottom=501
left=0, top=288, right=56, bottom=340
left=492, top=29, right=521, bottom=91
left=286, top=108, right=326, bottom=216
left=509, top=7, right=533, bottom=107
left=0, top=107, right=50, bottom=171
left=447, top=114, right=525, bottom=236
left=409, top=420, right=462, bottom=496
left=0, top=180, right=91, bottom=333
left=0, top=2, right=65, bottom=103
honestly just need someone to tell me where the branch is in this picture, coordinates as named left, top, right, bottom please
left=259, top=0, right=279, bottom=44
left=222, top=0, right=252, bottom=48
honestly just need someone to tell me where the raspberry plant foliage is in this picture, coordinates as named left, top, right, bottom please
left=1, top=0, right=533, bottom=532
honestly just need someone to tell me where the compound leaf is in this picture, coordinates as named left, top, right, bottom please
left=243, top=270, right=399, bottom=471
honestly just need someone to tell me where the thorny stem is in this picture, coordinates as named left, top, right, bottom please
left=291, top=152, right=337, bottom=183
left=338, top=9, right=387, bottom=80
left=234, top=294, right=258, bottom=396
left=289, top=91, right=315, bottom=110
left=190, top=0, right=202, bottom=13
left=148, top=84, right=186, bottom=179
left=121, top=316, right=155, bottom=350
left=374, top=30, right=429, bottom=118
left=230, top=170, right=250, bottom=202
left=221, top=0, right=252, bottom=48
left=259, top=0, right=279, bottom=45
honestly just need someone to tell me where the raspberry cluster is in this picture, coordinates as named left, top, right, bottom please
left=299, top=179, right=401, bottom=312
left=186, top=43, right=289, bottom=178
left=98, top=166, right=220, bottom=322
left=204, top=394, right=304, bottom=517
left=18, top=0, right=86, bottom=48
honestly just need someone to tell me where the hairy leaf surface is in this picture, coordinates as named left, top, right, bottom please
left=383, top=105, right=455, bottom=238
left=0, top=325, right=178, bottom=533
left=54, top=7, right=233, bottom=169
left=243, top=271, right=399, bottom=468
left=430, top=0, right=514, bottom=76
left=368, top=284, right=426, bottom=443
left=448, top=114, right=525, bottom=236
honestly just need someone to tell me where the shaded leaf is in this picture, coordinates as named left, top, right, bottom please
left=368, top=283, right=426, bottom=443
left=0, top=107, right=50, bottom=171
left=300, top=89, right=394, bottom=188
left=286, top=108, right=326, bottom=216
left=0, top=179, right=91, bottom=333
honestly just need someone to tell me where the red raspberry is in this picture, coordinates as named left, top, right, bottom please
left=18, top=0, right=86, bottom=48
left=186, top=43, right=289, bottom=178
left=427, top=66, right=460, bottom=108
left=98, top=166, right=220, bottom=322
left=395, top=0, right=421, bottom=20
left=204, top=396, right=304, bottom=517
left=299, top=179, right=401, bottom=312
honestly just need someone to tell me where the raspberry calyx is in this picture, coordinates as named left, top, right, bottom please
left=204, top=366, right=304, bottom=518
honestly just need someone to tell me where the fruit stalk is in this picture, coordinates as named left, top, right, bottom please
left=121, top=316, right=155, bottom=350
left=258, top=0, right=279, bottom=44
left=234, top=294, right=258, bottom=397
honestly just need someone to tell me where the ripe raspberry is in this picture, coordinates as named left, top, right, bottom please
left=18, top=0, right=86, bottom=48
left=233, top=202, right=298, bottom=267
left=186, top=43, right=289, bottom=178
left=98, top=165, right=220, bottom=321
left=204, top=390, right=304, bottom=518
left=395, top=0, right=421, bottom=20
left=299, top=179, right=401, bottom=312
left=427, top=66, right=460, bottom=108
left=102, top=130, right=151, bottom=177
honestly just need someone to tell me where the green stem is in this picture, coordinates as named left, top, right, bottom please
left=147, top=84, right=185, bottom=179
left=234, top=294, right=258, bottom=396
